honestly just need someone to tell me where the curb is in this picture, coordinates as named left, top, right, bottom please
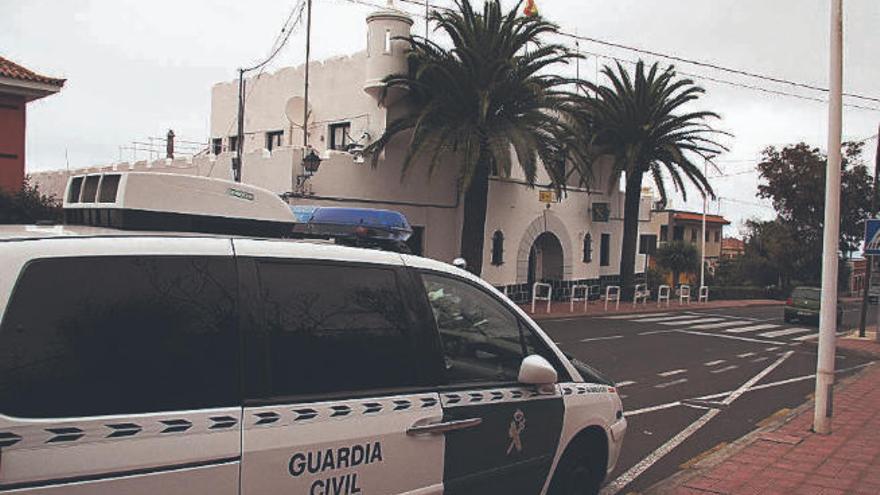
left=799, top=330, right=880, bottom=360
left=642, top=364, right=876, bottom=494
left=525, top=300, right=783, bottom=321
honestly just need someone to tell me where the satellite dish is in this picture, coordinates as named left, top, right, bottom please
left=284, top=96, right=312, bottom=128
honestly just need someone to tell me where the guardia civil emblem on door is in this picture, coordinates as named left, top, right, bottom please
left=506, top=409, right=526, bottom=455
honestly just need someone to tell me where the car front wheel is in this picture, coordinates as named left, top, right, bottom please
left=548, top=434, right=606, bottom=495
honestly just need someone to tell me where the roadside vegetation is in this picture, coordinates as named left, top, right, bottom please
left=0, top=180, right=62, bottom=224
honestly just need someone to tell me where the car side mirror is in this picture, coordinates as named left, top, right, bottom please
left=518, top=355, right=558, bottom=385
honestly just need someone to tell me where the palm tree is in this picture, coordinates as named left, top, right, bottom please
left=581, top=61, right=728, bottom=297
left=365, top=0, right=592, bottom=275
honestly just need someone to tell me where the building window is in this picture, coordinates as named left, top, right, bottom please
left=329, top=122, right=351, bottom=151
left=211, top=138, right=222, bottom=155
left=714, top=230, right=721, bottom=243
left=406, top=226, right=425, bottom=256
left=591, top=203, right=610, bottom=222
left=691, top=229, right=698, bottom=243
left=583, top=233, right=593, bottom=263
left=673, top=226, right=684, bottom=241
left=600, top=233, right=611, bottom=267
left=384, top=29, right=392, bottom=54
left=491, top=230, right=504, bottom=266
left=639, top=234, right=657, bottom=255
left=266, top=130, right=283, bottom=151
left=228, top=135, right=239, bottom=153
left=660, top=225, right=668, bottom=242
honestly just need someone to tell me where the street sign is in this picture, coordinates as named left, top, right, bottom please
left=865, top=219, right=880, bottom=254
left=538, top=190, right=556, bottom=203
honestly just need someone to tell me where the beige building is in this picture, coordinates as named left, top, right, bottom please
left=31, top=4, right=653, bottom=302
left=642, top=207, right=730, bottom=282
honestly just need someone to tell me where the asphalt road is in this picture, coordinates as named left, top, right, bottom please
left=540, top=303, right=877, bottom=494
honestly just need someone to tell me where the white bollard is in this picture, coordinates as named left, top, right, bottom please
left=658, top=285, right=671, bottom=307
left=605, top=285, right=621, bottom=311
left=699, top=286, right=709, bottom=303
left=679, top=284, right=691, bottom=305
left=532, top=282, right=552, bottom=314
left=633, top=283, right=649, bottom=306
left=570, top=284, right=590, bottom=313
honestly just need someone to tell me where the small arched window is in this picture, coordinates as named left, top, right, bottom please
left=583, top=233, right=593, bottom=263
left=491, top=230, right=505, bottom=266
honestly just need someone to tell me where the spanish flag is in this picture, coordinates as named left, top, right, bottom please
left=523, top=0, right=538, bottom=17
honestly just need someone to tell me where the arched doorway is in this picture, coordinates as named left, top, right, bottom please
left=527, top=232, right=565, bottom=289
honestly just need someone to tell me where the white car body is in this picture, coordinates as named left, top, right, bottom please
left=0, top=225, right=625, bottom=495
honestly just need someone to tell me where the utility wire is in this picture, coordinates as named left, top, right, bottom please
left=390, top=0, right=880, bottom=111
left=396, top=0, right=880, bottom=104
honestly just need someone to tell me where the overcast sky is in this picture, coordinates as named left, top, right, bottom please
left=4, top=0, right=878, bottom=232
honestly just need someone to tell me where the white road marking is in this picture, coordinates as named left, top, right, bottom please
left=751, top=356, right=769, bottom=363
left=794, top=333, right=820, bottom=341
left=659, top=317, right=725, bottom=326
left=703, top=359, right=726, bottom=366
left=689, top=320, right=752, bottom=330
left=710, top=365, right=739, bottom=374
left=765, top=346, right=781, bottom=351
left=603, top=312, right=671, bottom=320
left=724, top=323, right=780, bottom=333
left=658, top=369, right=687, bottom=377
left=624, top=362, right=874, bottom=418
left=579, top=335, right=624, bottom=343
left=759, top=327, right=812, bottom=338
left=737, top=352, right=756, bottom=358
left=634, top=315, right=704, bottom=323
left=616, top=380, right=636, bottom=387
left=654, top=378, right=688, bottom=389
left=683, top=311, right=766, bottom=322
left=602, top=352, right=795, bottom=495
left=637, top=329, right=677, bottom=336
left=676, top=329, right=786, bottom=345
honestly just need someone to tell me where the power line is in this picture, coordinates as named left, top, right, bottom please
left=392, top=0, right=880, bottom=111
left=555, top=31, right=880, bottom=104
left=719, top=196, right=775, bottom=210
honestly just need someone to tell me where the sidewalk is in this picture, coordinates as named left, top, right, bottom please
left=520, top=299, right=782, bottom=320
left=646, top=330, right=880, bottom=495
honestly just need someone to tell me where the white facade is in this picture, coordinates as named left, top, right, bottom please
left=30, top=5, right=650, bottom=302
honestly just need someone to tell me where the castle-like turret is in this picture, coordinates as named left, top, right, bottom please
left=364, top=0, right=413, bottom=104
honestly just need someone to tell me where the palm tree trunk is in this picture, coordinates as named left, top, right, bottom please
left=619, top=171, right=644, bottom=300
left=460, top=157, right=491, bottom=276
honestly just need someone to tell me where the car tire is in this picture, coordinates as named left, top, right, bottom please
left=547, top=433, right=606, bottom=495
left=783, top=313, right=792, bottom=323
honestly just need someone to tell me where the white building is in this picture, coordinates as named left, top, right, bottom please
left=31, top=4, right=650, bottom=303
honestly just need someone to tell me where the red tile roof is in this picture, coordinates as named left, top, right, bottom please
left=672, top=212, right=730, bottom=225
left=0, top=56, right=65, bottom=87
left=722, top=237, right=745, bottom=250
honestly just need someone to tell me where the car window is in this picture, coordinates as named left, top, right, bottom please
left=0, top=256, right=239, bottom=418
left=420, top=272, right=554, bottom=385
left=792, top=287, right=821, bottom=300
left=250, top=261, right=419, bottom=399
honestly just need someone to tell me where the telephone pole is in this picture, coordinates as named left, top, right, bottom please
left=813, top=0, right=843, bottom=435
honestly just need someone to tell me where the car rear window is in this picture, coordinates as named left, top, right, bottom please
left=792, top=287, right=821, bottom=300
left=0, top=256, right=239, bottom=418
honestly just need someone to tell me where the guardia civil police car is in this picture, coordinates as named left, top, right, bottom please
left=0, top=172, right=626, bottom=494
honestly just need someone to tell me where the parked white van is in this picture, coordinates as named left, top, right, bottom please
left=0, top=173, right=626, bottom=495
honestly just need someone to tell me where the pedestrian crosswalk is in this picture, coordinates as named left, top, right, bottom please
left=601, top=311, right=821, bottom=343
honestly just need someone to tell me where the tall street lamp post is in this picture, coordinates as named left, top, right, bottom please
left=813, top=0, right=843, bottom=435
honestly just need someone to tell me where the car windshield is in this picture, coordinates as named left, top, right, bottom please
left=792, top=287, right=821, bottom=300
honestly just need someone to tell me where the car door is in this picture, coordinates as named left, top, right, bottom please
left=416, top=271, right=566, bottom=495
left=0, top=238, right=241, bottom=495
left=234, top=243, right=445, bottom=495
